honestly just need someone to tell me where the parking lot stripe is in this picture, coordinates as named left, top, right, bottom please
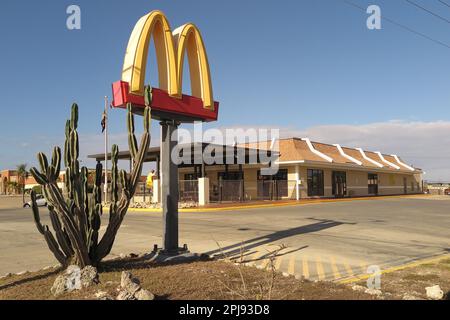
left=288, top=255, right=296, bottom=275
left=315, top=256, right=325, bottom=280
left=330, top=256, right=341, bottom=279
left=302, top=258, right=310, bottom=279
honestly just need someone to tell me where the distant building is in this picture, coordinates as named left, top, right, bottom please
left=425, top=182, right=450, bottom=195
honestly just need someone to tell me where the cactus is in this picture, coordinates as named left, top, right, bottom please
left=30, top=99, right=151, bottom=267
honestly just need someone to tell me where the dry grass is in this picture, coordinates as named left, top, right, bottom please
left=355, top=256, right=450, bottom=300
left=0, top=257, right=375, bottom=300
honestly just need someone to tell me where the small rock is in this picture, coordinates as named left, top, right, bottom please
left=351, top=285, right=366, bottom=292
left=51, top=275, right=70, bottom=296
left=116, top=290, right=135, bottom=300
left=425, top=285, right=443, bottom=300
left=80, top=265, right=99, bottom=288
left=50, top=265, right=99, bottom=296
left=365, top=288, right=383, bottom=296
left=135, top=289, right=155, bottom=300
left=16, top=270, right=27, bottom=275
left=121, top=271, right=141, bottom=294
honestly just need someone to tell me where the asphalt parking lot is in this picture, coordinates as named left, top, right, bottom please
left=0, top=195, right=449, bottom=281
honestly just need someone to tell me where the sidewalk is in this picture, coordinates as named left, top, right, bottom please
left=125, top=193, right=431, bottom=213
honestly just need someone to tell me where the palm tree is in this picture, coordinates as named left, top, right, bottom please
left=16, top=163, right=27, bottom=204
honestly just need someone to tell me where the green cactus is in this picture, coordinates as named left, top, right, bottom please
left=29, top=101, right=151, bottom=267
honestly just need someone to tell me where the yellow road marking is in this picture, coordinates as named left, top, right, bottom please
left=344, top=262, right=353, bottom=277
left=288, top=255, right=296, bottom=275
left=315, top=256, right=325, bottom=280
left=114, top=194, right=431, bottom=213
left=330, top=256, right=341, bottom=279
left=302, top=258, right=310, bottom=279
left=339, top=254, right=449, bottom=284
left=275, top=256, right=283, bottom=270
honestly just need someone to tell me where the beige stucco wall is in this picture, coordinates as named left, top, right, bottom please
left=177, top=164, right=422, bottom=201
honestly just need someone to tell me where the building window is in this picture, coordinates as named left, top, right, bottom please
left=257, top=169, right=288, bottom=198
left=184, top=173, right=197, bottom=181
left=218, top=171, right=244, bottom=181
left=307, top=169, right=324, bottom=197
left=368, top=173, right=378, bottom=195
left=332, top=171, right=347, bottom=197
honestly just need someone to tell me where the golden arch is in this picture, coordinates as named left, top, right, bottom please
left=122, top=10, right=214, bottom=110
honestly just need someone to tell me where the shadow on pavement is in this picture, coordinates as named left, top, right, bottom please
left=206, top=219, right=353, bottom=260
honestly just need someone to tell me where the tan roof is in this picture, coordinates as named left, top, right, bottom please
left=239, top=138, right=419, bottom=173
left=340, top=147, right=380, bottom=169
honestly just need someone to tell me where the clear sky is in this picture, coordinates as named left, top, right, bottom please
left=1, top=0, right=450, bottom=181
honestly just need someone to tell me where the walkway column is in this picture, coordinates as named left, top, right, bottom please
left=295, top=165, right=300, bottom=200
left=160, top=120, right=179, bottom=254
left=152, top=155, right=161, bottom=204
left=198, top=177, right=210, bottom=206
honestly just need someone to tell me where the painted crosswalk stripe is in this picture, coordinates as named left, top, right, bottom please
left=316, top=256, right=325, bottom=280
left=302, top=258, right=310, bottom=279
left=275, top=256, right=283, bottom=270
left=344, top=262, right=353, bottom=277
left=288, top=255, right=296, bottom=275
left=330, top=256, right=341, bottom=279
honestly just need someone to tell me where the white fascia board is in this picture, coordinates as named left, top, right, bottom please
left=356, top=148, right=383, bottom=168
left=391, top=154, right=415, bottom=171
left=333, top=144, right=362, bottom=165
left=301, top=138, right=333, bottom=163
left=275, top=160, right=305, bottom=165
left=375, top=151, right=400, bottom=170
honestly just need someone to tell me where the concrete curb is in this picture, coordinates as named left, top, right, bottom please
left=117, top=194, right=432, bottom=213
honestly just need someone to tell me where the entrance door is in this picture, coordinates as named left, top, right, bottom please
left=403, top=177, right=407, bottom=194
left=332, top=171, right=347, bottom=197
left=368, top=173, right=378, bottom=195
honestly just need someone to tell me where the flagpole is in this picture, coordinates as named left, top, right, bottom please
left=104, top=96, right=108, bottom=204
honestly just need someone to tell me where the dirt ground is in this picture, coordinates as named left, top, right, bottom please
left=1, top=255, right=449, bottom=300
left=0, top=258, right=376, bottom=300
left=359, top=257, right=450, bottom=300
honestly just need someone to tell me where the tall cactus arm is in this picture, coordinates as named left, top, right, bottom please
left=31, top=191, right=68, bottom=266
left=111, top=144, right=119, bottom=203
left=64, top=120, right=71, bottom=167
left=31, top=190, right=46, bottom=235
left=128, top=106, right=151, bottom=195
left=30, top=167, right=48, bottom=185
left=43, top=226, right=68, bottom=267
left=49, top=206, right=74, bottom=258
left=127, top=104, right=138, bottom=159
left=144, top=85, right=152, bottom=108
left=46, top=184, right=91, bottom=267
left=51, top=147, right=61, bottom=180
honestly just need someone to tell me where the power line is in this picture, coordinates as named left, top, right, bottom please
left=438, top=0, right=450, bottom=9
left=341, top=0, right=450, bottom=50
left=405, top=0, right=450, bottom=24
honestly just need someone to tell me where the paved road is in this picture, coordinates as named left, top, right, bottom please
left=0, top=196, right=449, bottom=281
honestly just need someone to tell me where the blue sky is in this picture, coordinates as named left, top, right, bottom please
left=1, top=0, right=450, bottom=180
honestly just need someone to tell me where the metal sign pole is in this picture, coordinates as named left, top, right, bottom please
left=160, top=120, right=180, bottom=254
left=104, top=96, right=109, bottom=204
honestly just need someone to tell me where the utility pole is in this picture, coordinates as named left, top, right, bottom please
left=104, top=96, right=109, bottom=204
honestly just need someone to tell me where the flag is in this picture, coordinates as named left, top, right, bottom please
left=101, top=111, right=106, bottom=133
